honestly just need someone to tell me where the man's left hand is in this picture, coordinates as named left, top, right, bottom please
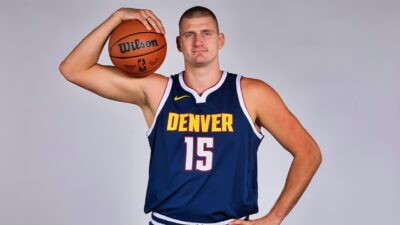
left=228, top=216, right=281, bottom=225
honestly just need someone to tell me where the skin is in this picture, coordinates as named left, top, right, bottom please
left=59, top=7, right=322, bottom=225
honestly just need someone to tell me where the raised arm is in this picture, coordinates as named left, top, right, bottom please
left=230, top=77, right=322, bottom=225
left=59, top=8, right=167, bottom=107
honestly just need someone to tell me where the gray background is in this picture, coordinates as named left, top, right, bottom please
left=1, top=0, right=399, bottom=224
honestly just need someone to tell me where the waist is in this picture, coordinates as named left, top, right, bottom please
left=150, top=212, right=249, bottom=225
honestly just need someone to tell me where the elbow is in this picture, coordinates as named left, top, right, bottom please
left=59, top=61, right=70, bottom=78
left=307, top=139, right=322, bottom=167
left=59, top=61, right=76, bottom=82
left=311, top=145, right=323, bottom=168
left=294, top=140, right=323, bottom=165
left=297, top=143, right=322, bottom=168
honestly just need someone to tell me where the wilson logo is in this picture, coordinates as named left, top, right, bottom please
left=118, top=39, right=158, bottom=53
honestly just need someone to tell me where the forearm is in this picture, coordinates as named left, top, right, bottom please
left=60, top=11, right=121, bottom=75
left=264, top=151, right=322, bottom=223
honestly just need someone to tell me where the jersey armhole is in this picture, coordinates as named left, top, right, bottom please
left=146, top=77, right=173, bottom=137
left=236, top=75, right=264, bottom=140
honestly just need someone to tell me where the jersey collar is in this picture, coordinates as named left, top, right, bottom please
left=178, top=71, right=227, bottom=104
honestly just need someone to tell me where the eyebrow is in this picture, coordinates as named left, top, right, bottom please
left=181, top=29, right=216, bottom=35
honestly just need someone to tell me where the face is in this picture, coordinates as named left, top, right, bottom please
left=177, top=16, right=225, bottom=68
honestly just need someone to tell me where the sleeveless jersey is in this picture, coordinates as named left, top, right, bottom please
left=144, top=71, right=264, bottom=223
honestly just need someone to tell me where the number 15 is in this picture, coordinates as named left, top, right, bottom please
left=184, top=137, right=214, bottom=171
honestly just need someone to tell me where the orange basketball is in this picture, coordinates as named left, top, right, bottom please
left=108, top=20, right=167, bottom=77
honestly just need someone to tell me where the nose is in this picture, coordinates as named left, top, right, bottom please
left=193, top=33, right=204, bottom=46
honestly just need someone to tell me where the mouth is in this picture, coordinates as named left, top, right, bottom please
left=192, top=50, right=207, bottom=56
left=192, top=48, right=207, bottom=53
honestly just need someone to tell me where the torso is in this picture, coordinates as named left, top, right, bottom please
left=142, top=71, right=264, bottom=222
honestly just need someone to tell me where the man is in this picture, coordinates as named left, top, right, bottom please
left=59, top=6, right=322, bottom=225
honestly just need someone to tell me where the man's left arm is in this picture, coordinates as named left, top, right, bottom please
left=230, top=78, right=322, bottom=225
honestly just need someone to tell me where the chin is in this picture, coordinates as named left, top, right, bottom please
left=190, top=61, right=210, bottom=68
left=185, top=55, right=216, bottom=67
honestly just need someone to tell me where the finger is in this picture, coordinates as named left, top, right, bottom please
left=146, top=17, right=161, bottom=33
left=143, top=10, right=165, bottom=34
left=139, top=10, right=153, bottom=31
left=228, top=219, right=249, bottom=225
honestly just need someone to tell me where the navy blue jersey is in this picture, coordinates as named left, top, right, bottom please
left=144, top=71, right=264, bottom=223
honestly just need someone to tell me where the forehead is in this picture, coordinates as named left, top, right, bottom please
left=180, top=16, right=218, bottom=33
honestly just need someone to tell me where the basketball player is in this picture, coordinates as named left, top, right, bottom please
left=59, top=6, right=322, bottom=225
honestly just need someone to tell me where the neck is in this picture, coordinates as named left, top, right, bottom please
left=183, top=61, right=222, bottom=96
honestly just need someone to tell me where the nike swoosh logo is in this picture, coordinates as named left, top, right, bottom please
left=174, top=95, right=190, bottom=101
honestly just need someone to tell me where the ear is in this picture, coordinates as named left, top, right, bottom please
left=176, top=36, right=182, bottom=52
left=218, top=32, right=225, bottom=49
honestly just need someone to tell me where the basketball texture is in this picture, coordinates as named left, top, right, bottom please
left=108, top=20, right=167, bottom=77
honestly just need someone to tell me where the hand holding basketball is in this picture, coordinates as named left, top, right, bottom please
left=113, top=8, right=165, bottom=34
left=109, top=8, right=167, bottom=77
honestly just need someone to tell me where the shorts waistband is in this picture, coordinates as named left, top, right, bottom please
left=150, top=212, right=249, bottom=225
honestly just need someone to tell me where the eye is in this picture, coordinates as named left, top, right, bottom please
left=183, top=33, right=193, bottom=38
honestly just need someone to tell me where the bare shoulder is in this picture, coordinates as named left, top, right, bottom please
left=142, top=72, right=169, bottom=89
left=141, top=72, right=168, bottom=102
left=240, top=76, right=282, bottom=112
left=240, top=76, right=279, bottom=100
left=142, top=73, right=169, bottom=98
left=240, top=76, right=289, bottom=130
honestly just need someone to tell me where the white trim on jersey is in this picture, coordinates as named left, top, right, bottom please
left=178, top=71, right=228, bottom=104
left=236, top=75, right=264, bottom=140
left=152, top=212, right=247, bottom=225
left=150, top=219, right=164, bottom=225
left=146, top=77, right=173, bottom=137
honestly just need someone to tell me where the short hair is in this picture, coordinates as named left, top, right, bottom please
left=178, top=6, right=219, bottom=33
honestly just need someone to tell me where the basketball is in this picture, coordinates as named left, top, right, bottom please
left=108, top=20, right=167, bottom=77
